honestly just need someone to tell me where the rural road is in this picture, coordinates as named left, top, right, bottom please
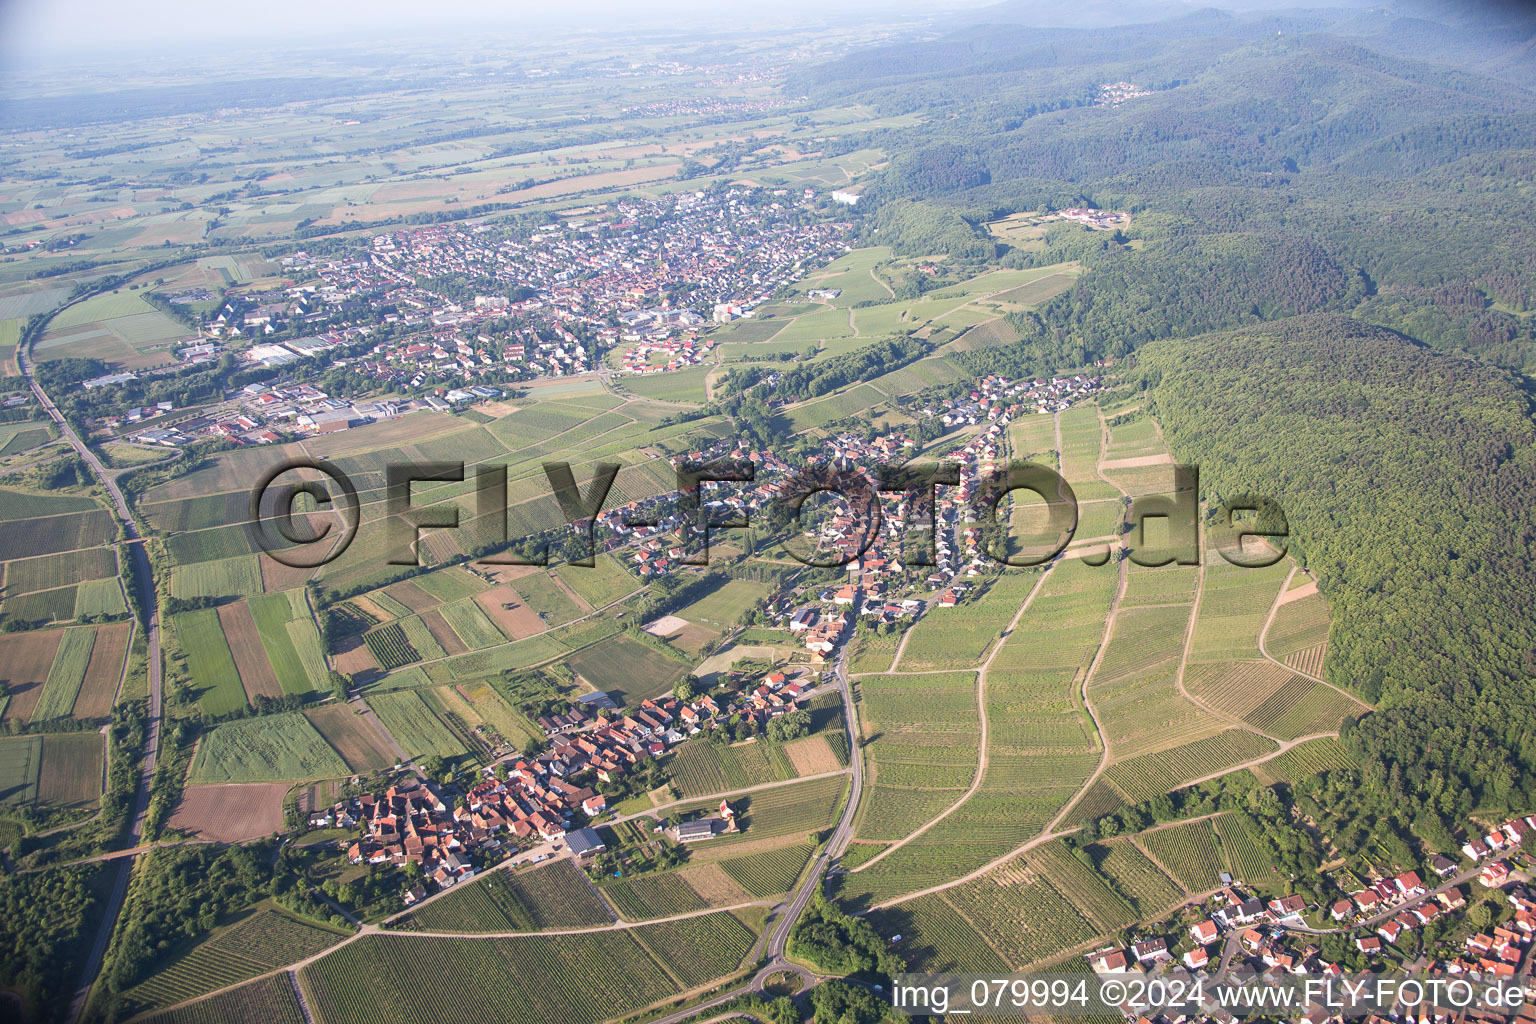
left=20, top=318, right=165, bottom=1024
left=647, top=642, right=863, bottom=1024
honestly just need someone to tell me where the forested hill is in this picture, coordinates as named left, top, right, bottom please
left=1135, top=315, right=1536, bottom=815
left=797, top=6, right=1536, bottom=372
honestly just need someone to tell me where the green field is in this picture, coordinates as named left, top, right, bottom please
left=0, top=735, right=42, bottom=804
left=555, top=554, right=637, bottom=608
left=249, top=592, right=324, bottom=695
left=672, top=578, right=768, bottom=628
left=31, top=626, right=96, bottom=721
left=565, top=635, right=687, bottom=706
left=174, top=609, right=246, bottom=715
left=189, top=712, right=349, bottom=782
left=367, top=689, right=465, bottom=757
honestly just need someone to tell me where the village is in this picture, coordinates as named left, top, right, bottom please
left=321, top=662, right=825, bottom=902
left=1084, top=814, right=1536, bottom=1024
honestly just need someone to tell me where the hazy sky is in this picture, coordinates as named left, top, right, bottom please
left=0, top=0, right=981, bottom=66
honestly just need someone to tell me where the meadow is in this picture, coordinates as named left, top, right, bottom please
left=565, top=635, right=687, bottom=706
left=189, top=712, right=350, bottom=783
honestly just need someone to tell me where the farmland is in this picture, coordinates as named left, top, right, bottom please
left=894, top=572, right=1039, bottom=671
left=396, top=860, right=611, bottom=932
left=1134, top=819, right=1227, bottom=893
left=366, top=690, right=465, bottom=758
left=301, top=920, right=741, bottom=1024
left=1214, top=813, right=1279, bottom=885
left=0, top=735, right=42, bottom=805
left=598, top=872, right=708, bottom=919
left=139, top=974, right=305, bottom=1024
left=305, top=704, right=398, bottom=772
left=173, top=609, right=246, bottom=715
left=188, top=712, right=350, bottom=783
left=565, top=635, right=687, bottom=706
left=31, top=627, right=97, bottom=721
left=127, top=906, right=347, bottom=1013
left=36, top=733, right=105, bottom=808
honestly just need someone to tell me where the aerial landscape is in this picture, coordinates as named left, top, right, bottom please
left=1, top=0, right=1535, bottom=1021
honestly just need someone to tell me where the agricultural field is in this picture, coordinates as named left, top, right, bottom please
left=672, top=773, right=846, bottom=850
left=138, top=974, right=305, bottom=1024
left=189, top=712, right=350, bottom=783
left=565, top=635, right=686, bottom=706
left=173, top=609, right=246, bottom=716
left=170, top=556, right=262, bottom=601
left=0, top=735, right=42, bottom=805
left=305, top=704, right=399, bottom=772
left=672, top=577, right=769, bottom=628
left=1088, top=839, right=1184, bottom=915
left=1251, top=736, right=1357, bottom=785
left=0, top=629, right=65, bottom=724
left=598, top=871, right=708, bottom=920
left=301, top=924, right=718, bottom=1024
left=1187, top=558, right=1290, bottom=664
left=1214, top=813, right=1279, bottom=885
left=896, top=572, right=1039, bottom=671
left=30, top=626, right=97, bottom=721
left=34, top=733, right=105, bottom=808
left=1101, top=729, right=1276, bottom=804
left=506, top=571, right=584, bottom=627
left=554, top=554, right=637, bottom=609
left=167, top=783, right=289, bottom=842
left=855, top=671, right=979, bottom=842
left=1135, top=819, right=1227, bottom=894
left=436, top=599, right=508, bottom=650
left=719, top=843, right=813, bottom=897
left=366, top=689, right=465, bottom=758
left=3, top=546, right=115, bottom=596
left=397, top=860, right=612, bottom=932
left=126, top=906, right=347, bottom=1014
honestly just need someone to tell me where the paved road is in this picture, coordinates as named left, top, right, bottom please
left=647, top=644, right=864, bottom=1024
left=19, top=328, right=165, bottom=1024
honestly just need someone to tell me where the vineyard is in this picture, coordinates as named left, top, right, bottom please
left=1103, top=729, right=1277, bottom=802
left=1183, top=661, right=1294, bottom=720
left=630, top=912, right=756, bottom=987
left=943, top=871, right=1100, bottom=966
left=1135, top=819, right=1227, bottom=893
left=364, top=622, right=421, bottom=670
left=140, top=975, right=304, bottom=1024
left=1243, top=678, right=1358, bottom=740
left=129, top=907, right=345, bottom=1012
left=599, top=871, right=707, bottom=920
left=1090, top=839, right=1184, bottom=914
left=874, top=893, right=1010, bottom=973
left=1027, top=841, right=1135, bottom=932
left=667, top=738, right=786, bottom=798
left=301, top=922, right=726, bottom=1024
left=719, top=843, right=812, bottom=897
left=398, top=860, right=611, bottom=932
left=1253, top=736, right=1356, bottom=785
left=1265, top=591, right=1331, bottom=659
left=896, top=573, right=1039, bottom=671
left=1214, top=813, right=1278, bottom=885
left=1187, top=560, right=1290, bottom=663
